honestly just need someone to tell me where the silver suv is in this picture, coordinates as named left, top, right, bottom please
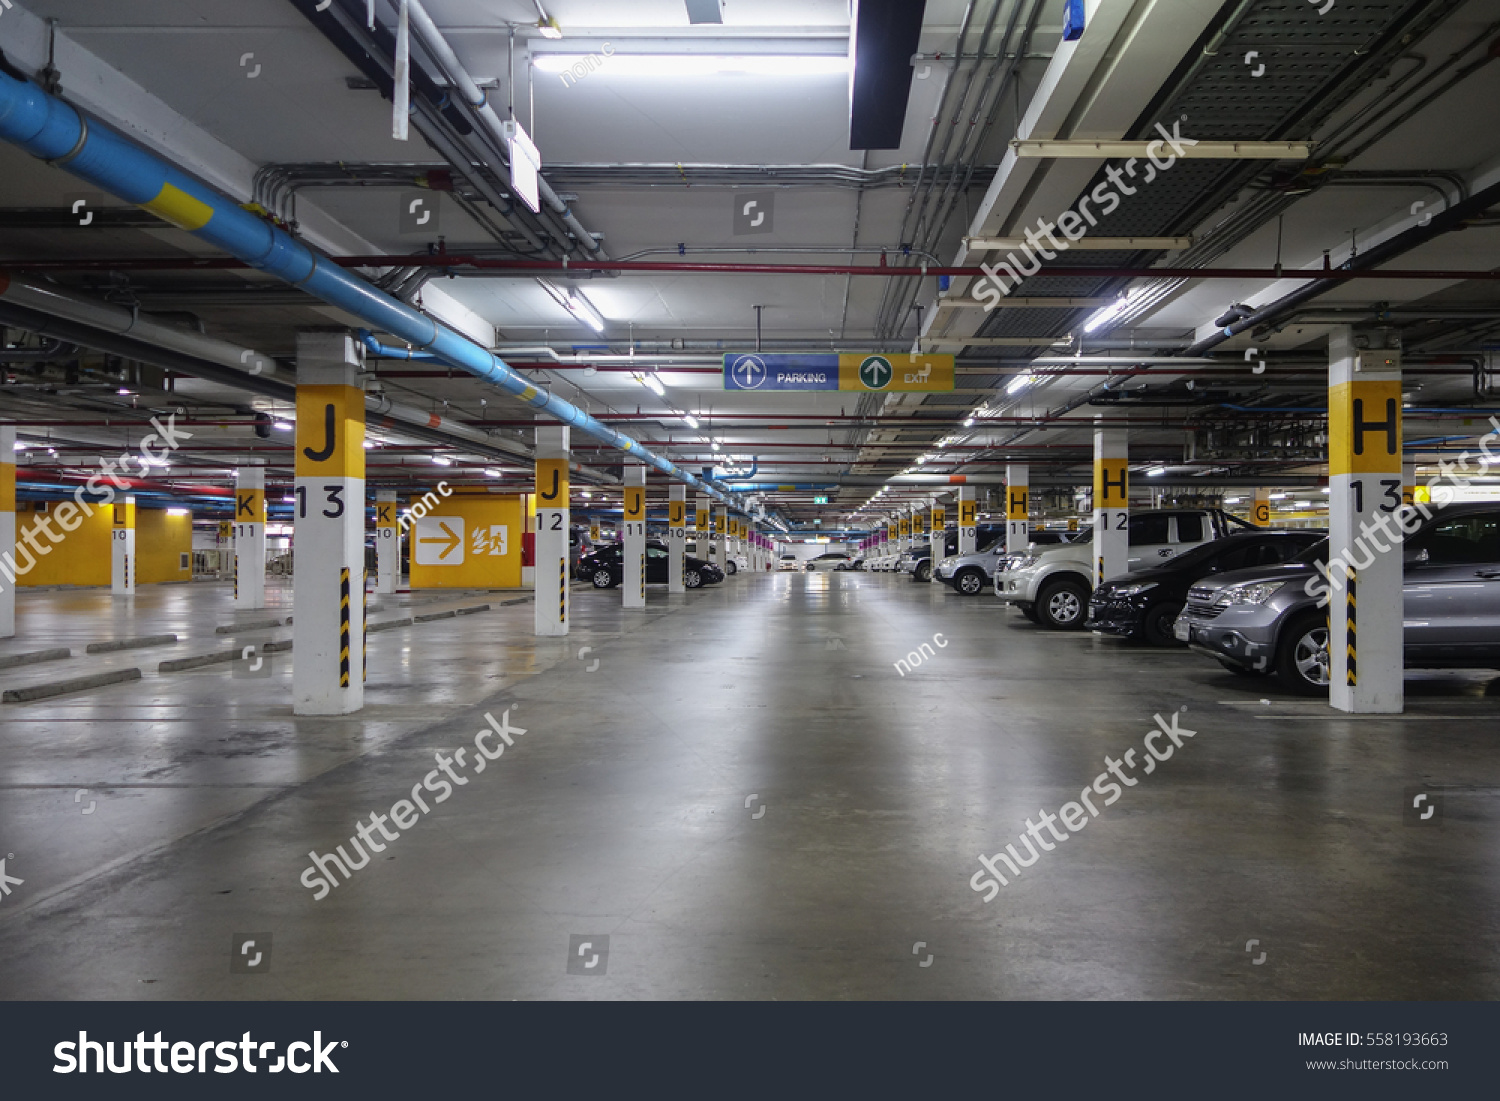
left=1177, top=504, right=1500, bottom=694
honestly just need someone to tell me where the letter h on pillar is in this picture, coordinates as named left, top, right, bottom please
left=292, top=333, right=366, bottom=716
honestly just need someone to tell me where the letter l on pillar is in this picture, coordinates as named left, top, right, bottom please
left=292, top=333, right=365, bottom=715
left=535, top=426, right=570, bottom=636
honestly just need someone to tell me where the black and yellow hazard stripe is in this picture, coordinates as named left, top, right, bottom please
left=639, top=552, right=646, bottom=601
left=1096, top=555, right=1104, bottom=587
left=559, top=558, right=566, bottom=623
left=233, top=553, right=238, bottom=601
left=362, top=569, right=368, bottom=684
left=339, top=567, right=351, bottom=687
left=1345, top=569, right=1357, bottom=686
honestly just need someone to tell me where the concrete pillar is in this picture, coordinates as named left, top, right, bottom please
left=668, top=483, right=686, bottom=592
left=111, top=495, right=136, bottom=596
left=930, top=500, right=946, bottom=581
left=375, top=488, right=399, bottom=594
left=1251, top=488, right=1271, bottom=527
left=1328, top=333, right=1403, bottom=714
left=0, top=425, right=13, bottom=638
left=958, top=486, right=977, bottom=555
left=234, top=465, right=266, bottom=609
left=623, top=466, right=646, bottom=608
left=714, top=504, right=726, bottom=567
left=292, top=333, right=366, bottom=715
left=534, top=426, right=570, bottom=637
left=1006, top=464, right=1029, bottom=552
left=900, top=509, right=912, bottom=554
left=1402, top=459, right=1418, bottom=507
left=1093, top=422, right=1129, bottom=585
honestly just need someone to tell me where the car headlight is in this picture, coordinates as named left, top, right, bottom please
left=1215, top=580, right=1286, bottom=607
left=939, top=557, right=956, bottom=568
left=1114, top=581, right=1158, bottom=597
left=1012, top=554, right=1040, bottom=571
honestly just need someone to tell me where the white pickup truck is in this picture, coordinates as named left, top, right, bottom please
left=992, top=509, right=1255, bottom=628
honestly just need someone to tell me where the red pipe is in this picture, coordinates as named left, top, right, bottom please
left=5, top=255, right=1499, bottom=280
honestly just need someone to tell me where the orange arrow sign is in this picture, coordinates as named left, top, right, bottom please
left=419, top=521, right=462, bottom=560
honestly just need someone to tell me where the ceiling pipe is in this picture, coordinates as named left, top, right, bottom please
left=9, top=255, right=1500, bottom=282
left=0, top=69, right=734, bottom=504
left=1185, top=175, right=1500, bottom=355
left=397, top=0, right=605, bottom=257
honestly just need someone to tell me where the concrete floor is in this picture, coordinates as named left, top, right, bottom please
left=1, top=572, right=1498, bottom=1000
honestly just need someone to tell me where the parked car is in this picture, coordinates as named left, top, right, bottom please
left=993, top=509, right=1254, bottom=624
left=836, top=556, right=865, bottom=572
left=777, top=554, right=803, bottom=572
left=1085, top=530, right=1325, bottom=645
left=805, top=552, right=851, bottom=572
left=1177, top=504, right=1500, bottom=695
left=577, top=542, right=722, bottom=589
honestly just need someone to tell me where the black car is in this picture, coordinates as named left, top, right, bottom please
left=576, top=541, right=723, bottom=589
left=1085, top=529, right=1324, bottom=646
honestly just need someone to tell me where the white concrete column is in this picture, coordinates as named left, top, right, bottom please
left=714, top=504, right=726, bottom=568
left=292, top=333, right=366, bottom=715
left=375, top=488, right=399, bottom=594
left=930, top=500, right=946, bottom=581
left=534, top=427, right=570, bottom=636
left=958, top=486, right=977, bottom=555
left=1006, top=464, right=1030, bottom=552
left=623, top=466, right=646, bottom=608
left=234, top=464, right=266, bottom=609
left=900, top=508, right=912, bottom=554
left=1329, top=334, right=1403, bottom=714
left=1251, top=488, right=1271, bottom=527
left=111, top=495, right=136, bottom=596
left=1093, top=422, right=1129, bottom=585
left=668, top=483, right=686, bottom=592
left=0, top=425, right=13, bottom=638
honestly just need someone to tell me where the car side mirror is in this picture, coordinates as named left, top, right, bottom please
left=1404, top=546, right=1429, bottom=566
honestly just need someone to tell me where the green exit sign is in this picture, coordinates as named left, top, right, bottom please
left=813, top=496, right=829, bottom=504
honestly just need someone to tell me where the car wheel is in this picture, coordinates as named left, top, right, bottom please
left=1017, top=603, right=1039, bottom=623
left=954, top=568, right=985, bottom=596
left=591, top=569, right=615, bottom=589
left=914, top=562, right=931, bottom=582
left=725, top=560, right=737, bottom=575
left=1142, top=602, right=1185, bottom=647
left=1275, top=612, right=1331, bottom=696
left=1218, top=659, right=1267, bottom=677
left=685, top=569, right=703, bottom=589
left=1036, top=578, right=1088, bottom=630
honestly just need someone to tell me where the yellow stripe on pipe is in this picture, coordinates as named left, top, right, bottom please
left=141, top=182, right=215, bottom=231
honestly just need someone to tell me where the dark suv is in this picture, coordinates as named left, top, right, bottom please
left=576, top=542, right=723, bottom=589
left=1176, top=504, right=1500, bottom=694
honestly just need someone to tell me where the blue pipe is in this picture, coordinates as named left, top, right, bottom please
left=358, top=329, right=441, bottom=362
left=0, top=71, right=734, bottom=504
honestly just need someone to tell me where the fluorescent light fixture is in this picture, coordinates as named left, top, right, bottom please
left=1009, top=138, right=1312, bottom=160
left=1321, top=487, right=1331, bottom=493
left=641, top=373, right=666, bottom=397
left=117, top=387, right=132, bottom=395
left=1005, top=372, right=1039, bottom=395
left=362, top=439, right=375, bottom=449
left=966, top=235, right=1191, bottom=251
left=1294, top=500, right=1314, bottom=508
left=532, top=54, right=849, bottom=77
left=10, top=441, right=23, bottom=451
left=683, top=414, right=700, bottom=428
left=431, top=456, right=452, bottom=466
left=1083, top=291, right=1141, bottom=334
left=565, top=289, right=606, bottom=333
left=711, top=441, right=722, bottom=451
left=282, top=495, right=295, bottom=503
left=166, top=507, right=189, bottom=516
left=1270, top=492, right=1290, bottom=500
left=273, top=421, right=293, bottom=431
left=483, top=468, right=502, bottom=477
left=1146, top=466, right=1166, bottom=477
left=963, top=417, right=975, bottom=427
left=1224, top=496, right=1242, bottom=504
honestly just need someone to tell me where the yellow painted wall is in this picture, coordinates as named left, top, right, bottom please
left=137, top=509, right=192, bottom=583
left=12, top=502, right=189, bottom=586
left=409, top=492, right=524, bottom=589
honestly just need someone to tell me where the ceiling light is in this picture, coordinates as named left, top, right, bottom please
left=166, top=508, right=189, bottom=516
left=532, top=54, right=849, bottom=77
left=1082, top=287, right=1147, bottom=334
left=432, top=456, right=452, bottom=466
left=1146, top=466, right=1166, bottom=477
left=1224, top=496, right=1242, bottom=504
left=683, top=414, right=700, bottom=428
left=11, top=441, right=24, bottom=451
left=273, top=421, right=293, bottom=431
left=711, top=441, right=722, bottom=451
left=564, top=290, right=606, bottom=332
left=117, top=387, right=132, bottom=395
left=581, top=491, right=592, bottom=498
left=641, top=373, right=666, bottom=397
left=282, top=495, right=295, bottom=503
left=1005, top=373, right=1038, bottom=395
left=362, top=439, right=375, bottom=449
left=1270, top=492, right=1289, bottom=500
left=1294, top=500, right=1314, bottom=508
left=483, top=468, right=502, bottom=477
left=962, top=417, right=975, bottom=427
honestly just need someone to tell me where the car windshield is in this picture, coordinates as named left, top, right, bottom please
left=1294, top=538, right=1329, bottom=565
left=1163, top=538, right=1239, bottom=572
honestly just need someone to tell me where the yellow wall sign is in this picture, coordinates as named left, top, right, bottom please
left=959, top=501, right=977, bottom=527
left=1329, top=380, right=1402, bottom=476
left=669, top=501, right=685, bottom=526
left=695, top=508, right=708, bottom=530
left=900, top=518, right=910, bottom=536
left=409, top=494, right=525, bottom=590
left=375, top=501, right=396, bottom=530
left=294, top=384, right=365, bottom=478
left=624, top=486, right=645, bottom=521
left=535, top=459, right=569, bottom=506
left=1094, top=459, right=1128, bottom=509
left=839, top=354, right=954, bottom=393
left=932, top=507, right=944, bottom=527
left=1006, top=487, right=1028, bottom=520
left=715, top=514, right=726, bottom=534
